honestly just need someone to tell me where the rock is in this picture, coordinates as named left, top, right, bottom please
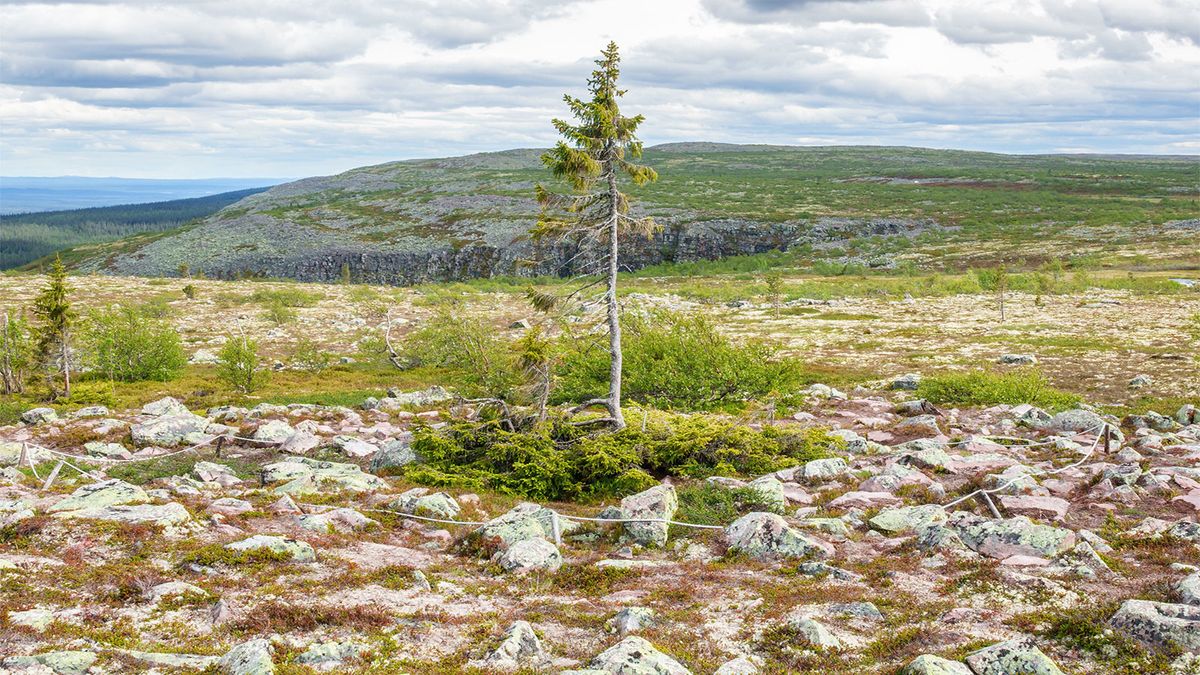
left=8, top=607, right=54, bottom=630
left=70, top=405, right=109, bottom=418
left=964, top=637, right=1063, bottom=674
left=142, top=397, right=190, bottom=416
left=900, top=654, right=972, bottom=674
left=0, top=441, right=49, bottom=467
left=295, top=641, right=366, bottom=669
left=2, top=651, right=97, bottom=674
left=269, top=495, right=302, bottom=515
left=82, top=441, right=132, bottom=460
left=786, top=615, right=845, bottom=649
left=895, top=414, right=942, bottom=437
left=870, top=505, right=948, bottom=534
left=828, top=491, right=901, bottom=510
left=801, top=457, right=849, bottom=481
left=826, top=602, right=884, bottom=621
left=118, top=651, right=218, bottom=669
left=620, top=484, right=678, bottom=547
left=1048, top=409, right=1109, bottom=435
left=896, top=439, right=953, bottom=472
left=54, top=502, right=191, bottom=527
left=390, top=488, right=461, bottom=520
left=252, top=420, right=295, bottom=443
left=1109, top=599, right=1200, bottom=652
left=714, top=656, right=760, bottom=674
left=497, top=537, right=562, bottom=573
left=131, top=413, right=210, bottom=446
left=586, top=635, right=691, bottom=674
left=469, top=503, right=555, bottom=553
left=1178, top=572, right=1200, bottom=606
left=745, top=476, right=787, bottom=513
left=148, top=581, right=208, bottom=603
left=1130, top=374, right=1153, bottom=388
left=725, top=512, right=832, bottom=560
left=998, top=495, right=1070, bottom=521
left=225, top=535, right=316, bottom=562
left=48, top=479, right=148, bottom=512
left=890, top=373, right=922, bottom=390
left=296, top=508, right=377, bottom=533
left=1169, top=520, right=1200, bottom=543
left=895, top=399, right=940, bottom=417
left=803, top=383, right=847, bottom=399
left=268, top=457, right=388, bottom=495
left=217, top=638, right=275, bottom=675
left=279, top=431, right=319, bottom=455
left=21, top=407, right=58, bottom=425
left=951, top=514, right=1075, bottom=559
left=997, top=353, right=1037, bottom=365
left=1177, top=404, right=1198, bottom=426
left=208, top=498, right=253, bottom=516
left=607, top=606, right=656, bottom=636
left=329, top=434, right=378, bottom=458
left=467, top=620, right=547, bottom=671
left=382, top=385, right=453, bottom=407
left=369, top=436, right=418, bottom=472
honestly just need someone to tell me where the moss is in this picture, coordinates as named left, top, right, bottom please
left=182, top=543, right=293, bottom=568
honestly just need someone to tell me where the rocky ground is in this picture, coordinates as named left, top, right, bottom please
left=2, top=383, right=1199, bottom=674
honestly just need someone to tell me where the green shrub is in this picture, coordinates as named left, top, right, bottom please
left=555, top=310, right=804, bottom=411
left=404, top=411, right=842, bottom=502
left=84, top=305, right=187, bottom=382
left=291, top=337, right=332, bottom=373
left=261, top=301, right=296, bottom=325
left=916, top=369, right=1081, bottom=411
left=399, top=305, right=520, bottom=399
left=216, top=334, right=267, bottom=394
left=673, top=482, right=781, bottom=527
left=249, top=288, right=322, bottom=308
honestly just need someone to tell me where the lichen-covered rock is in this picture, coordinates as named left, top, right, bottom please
left=21, top=407, right=59, bottom=425
left=2, top=650, right=97, bottom=674
left=896, top=439, right=954, bottom=472
left=54, top=502, right=192, bottom=527
left=964, top=638, right=1064, bottom=675
left=148, top=581, right=208, bottom=603
left=1048, top=409, right=1113, bottom=436
left=48, top=479, right=148, bottom=512
left=296, top=508, right=378, bottom=533
left=142, top=396, right=190, bottom=417
left=951, top=514, right=1075, bottom=559
left=295, top=641, right=366, bottom=669
left=900, top=654, right=972, bottom=674
left=801, top=457, right=849, bottom=481
left=330, top=434, right=379, bottom=458
left=745, top=476, right=787, bottom=513
left=370, top=437, right=418, bottom=472
left=119, top=651, right=219, bottom=670
left=131, top=413, right=210, bottom=446
left=268, top=457, right=387, bottom=495
left=217, top=638, right=275, bottom=675
left=253, top=419, right=295, bottom=443
left=83, top=441, right=132, bottom=459
left=0, top=441, right=49, bottom=467
left=8, top=607, right=54, bottom=630
left=70, top=405, right=109, bottom=418
left=225, top=535, right=316, bottom=562
left=620, top=484, right=678, bottom=547
left=467, top=620, right=547, bottom=671
left=586, top=635, right=691, bottom=674
left=469, top=503, right=553, bottom=553
left=390, top=488, right=461, bottom=520
left=496, top=537, right=562, bottom=574
left=607, top=606, right=656, bottom=636
left=1178, top=572, right=1200, bottom=606
left=725, top=512, right=833, bottom=560
left=714, top=656, right=760, bottom=674
left=894, top=414, right=942, bottom=437
left=1109, top=599, right=1200, bottom=652
left=869, top=505, right=948, bottom=534
left=786, top=616, right=845, bottom=649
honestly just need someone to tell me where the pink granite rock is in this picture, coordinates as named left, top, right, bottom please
left=999, top=495, right=1070, bottom=521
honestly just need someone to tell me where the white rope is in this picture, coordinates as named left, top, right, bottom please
left=940, top=423, right=1108, bottom=511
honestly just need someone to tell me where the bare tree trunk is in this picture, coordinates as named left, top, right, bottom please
left=61, top=330, right=71, bottom=399
left=605, top=157, right=626, bottom=430
left=1, top=313, right=12, bottom=394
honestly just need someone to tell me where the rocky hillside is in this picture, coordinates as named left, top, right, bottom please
left=71, top=145, right=1199, bottom=283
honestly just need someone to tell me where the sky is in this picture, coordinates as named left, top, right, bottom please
left=1, top=0, right=1198, bottom=178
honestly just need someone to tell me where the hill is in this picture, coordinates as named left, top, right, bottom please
left=64, top=145, right=1199, bottom=283
left=1, top=187, right=271, bottom=270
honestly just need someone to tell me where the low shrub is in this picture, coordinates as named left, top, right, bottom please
left=84, top=305, right=188, bottom=382
left=216, top=334, right=268, bottom=394
left=916, top=368, right=1080, bottom=411
left=404, top=411, right=842, bottom=501
left=249, top=288, right=322, bottom=308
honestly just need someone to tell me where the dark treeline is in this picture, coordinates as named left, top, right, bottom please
left=0, top=187, right=268, bottom=270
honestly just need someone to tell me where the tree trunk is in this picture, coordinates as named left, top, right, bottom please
left=61, top=330, right=71, bottom=399
left=605, top=157, right=626, bottom=430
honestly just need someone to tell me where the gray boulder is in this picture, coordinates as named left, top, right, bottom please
left=869, top=505, right=948, bottom=534
left=950, top=513, right=1075, bottom=559
left=1109, top=599, right=1200, bottom=652
left=252, top=420, right=295, bottom=443
left=295, top=641, right=366, bottom=669
left=390, top=488, right=461, bottom=520
left=620, top=484, right=678, bottom=547
left=330, top=434, right=379, bottom=458
left=217, top=638, right=274, bottom=675
left=1178, top=571, right=1200, bottom=606
left=997, top=353, right=1037, bottom=365
left=725, top=512, right=832, bottom=560
left=745, top=475, right=787, bottom=513
left=467, top=620, right=547, bottom=671
left=48, top=479, right=148, bottom=512
left=225, top=535, right=316, bottom=562
left=801, top=457, right=849, bottom=481
left=369, top=436, right=418, bottom=473
left=21, top=407, right=58, bottom=425
left=496, top=537, right=562, bottom=574
left=607, top=606, right=656, bottom=636
left=131, top=413, right=210, bottom=446
left=142, top=396, right=190, bottom=416
left=964, top=638, right=1063, bottom=674
left=586, top=636, right=691, bottom=674
left=900, top=654, right=972, bottom=674
left=2, top=650, right=97, bottom=674
left=54, top=502, right=191, bottom=527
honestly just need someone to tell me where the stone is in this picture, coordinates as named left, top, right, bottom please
left=295, top=641, right=366, bottom=669
left=1178, top=572, right=1200, bottom=606
left=725, top=512, right=833, bottom=560
left=1176, top=404, right=1198, bottom=426
left=268, top=457, right=388, bottom=495
left=951, top=514, right=1075, bottom=559
left=467, top=620, right=546, bottom=671
left=70, top=405, right=109, bottom=418
left=470, top=503, right=555, bottom=553
left=21, top=407, right=58, bottom=425
left=390, top=488, right=461, bottom=520
left=148, top=581, right=208, bottom=603
left=48, top=479, right=148, bottom=512
left=607, top=606, right=656, bottom=636
left=828, top=491, right=902, bottom=510
left=370, top=437, right=418, bottom=472
left=2, top=651, right=97, bottom=674
left=801, top=457, right=849, bottom=481
left=296, top=508, right=377, bottom=533
left=331, top=434, right=379, bottom=458
left=8, top=607, right=54, bottom=630
left=118, top=651, right=218, bottom=669
left=1109, top=599, right=1200, bottom=652
left=1048, top=409, right=1110, bottom=435
left=497, top=537, right=562, bottom=573
left=620, top=484, right=678, bottom=547
left=54, top=502, right=191, bottom=527
left=82, top=441, right=132, bottom=460
left=890, top=373, right=922, bottom=390
left=997, top=353, right=1037, bottom=365
left=897, top=439, right=954, bottom=472
left=1130, top=374, right=1153, bottom=388
left=131, top=413, right=210, bottom=446
left=900, top=654, right=972, bottom=674
left=209, top=498, right=253, bottom=516
left=586, top=636, right=691, bottom=674
left=964, top=637, right=1064, bottom=674
left=803, top=383, right=847, bottom=400
left=826, top=602, right=884, bottom=621
left=869, top=505, right=949, bottom=534
left=252, top=419, right=295, bottom=443
left=998, top=495, right=1070, bottom=521
left=714, top=656, right=760, bottom=674
left=895, top=414, right=942, bottom=437
left=745, top=476, right=787, bottom=513
left=786, top=616, right=845, bottom=649
left=142, top=396, right=190, bottom=416
left=225, top=535, right=316, bottom=562
left=217, top=638, right=275, bottom=675
left=279, top=431, right=319, bottom=455
left=0, top=441, right=48, bottom=467
left=383, top=385, right=453, bottom=407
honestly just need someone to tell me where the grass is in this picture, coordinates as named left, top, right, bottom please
left=1006, top=602, right=1179, bottom=674
left=916, top=368, right=1082, bottom=411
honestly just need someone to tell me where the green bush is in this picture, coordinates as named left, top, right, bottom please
left=250, top=288, right=322, bottom=308
left=916, top=369, right=1081, bottom=411
left=217, top=334, right=267, bottom=394
left=261, top=301, right=297, bottom=325
left=404, top=411, right=842, bottom=502
left=555, top=310, right=804, bottom=410
left=85, top=305, right=187, bottom=382
left=291, top=337, right=332, bottom=373
left=399, top=306, right=520, bottom=399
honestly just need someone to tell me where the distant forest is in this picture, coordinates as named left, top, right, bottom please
left=0, top=187, right=268, bottom=270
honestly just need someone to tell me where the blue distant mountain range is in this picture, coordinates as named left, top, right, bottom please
left=0, top=176, right=286, bottom=214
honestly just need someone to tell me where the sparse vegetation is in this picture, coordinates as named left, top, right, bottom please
left=916, top=368, right=1082, bottom=411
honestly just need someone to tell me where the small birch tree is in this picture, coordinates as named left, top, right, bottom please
left=33, top=255, right=75, bottom=398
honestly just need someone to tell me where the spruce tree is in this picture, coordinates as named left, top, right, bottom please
left=32, top=255, right=76, bottom=398
left=533, top=41, right=658, bottom=429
